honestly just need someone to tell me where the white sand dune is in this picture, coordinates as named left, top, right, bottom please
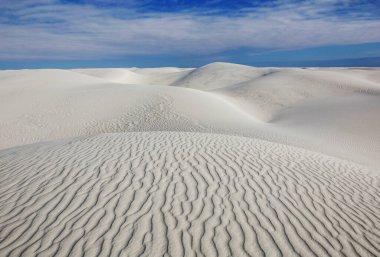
left=1, top=132, right=379, bottom=257
left=1, top=63, right=379, bottom=168
left=0, top=63, right=380, bottom=256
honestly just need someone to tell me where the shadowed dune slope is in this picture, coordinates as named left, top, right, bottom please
left=213, top=68, right=380, bottom=122
left=0, top=132, right=379, bottom=257
left=171, top=62, right=270, bottom=90
left=73, top=68, right=147, bottom=84
left=74, top=67, right=193, bottom=86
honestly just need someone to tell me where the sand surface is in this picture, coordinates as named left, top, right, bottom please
left=0, top=63, right=379, bottom=256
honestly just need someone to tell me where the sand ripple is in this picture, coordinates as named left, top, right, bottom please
left=0, top=132, right=379, bottom=257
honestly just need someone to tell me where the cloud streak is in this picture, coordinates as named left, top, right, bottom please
left=0, top=0, right=380, bottom=60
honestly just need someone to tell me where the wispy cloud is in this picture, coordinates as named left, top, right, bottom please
left=0, top=0, right=379, bottom=60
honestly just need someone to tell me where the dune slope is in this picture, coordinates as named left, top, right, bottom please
left=1, top=64, right=380, bottom=169
left=0, top=132, right=379, bottom=257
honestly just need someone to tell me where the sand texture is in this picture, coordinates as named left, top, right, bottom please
left=0, top=63, right=380, bottom=256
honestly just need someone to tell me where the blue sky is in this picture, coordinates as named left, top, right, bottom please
left=0, top=0, right=380, bottom=68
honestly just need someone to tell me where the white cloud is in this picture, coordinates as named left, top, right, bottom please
left=0, top=0, right=379, bottom=60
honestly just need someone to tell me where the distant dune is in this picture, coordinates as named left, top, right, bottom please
left=0, top=63, right=379, bottom=256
